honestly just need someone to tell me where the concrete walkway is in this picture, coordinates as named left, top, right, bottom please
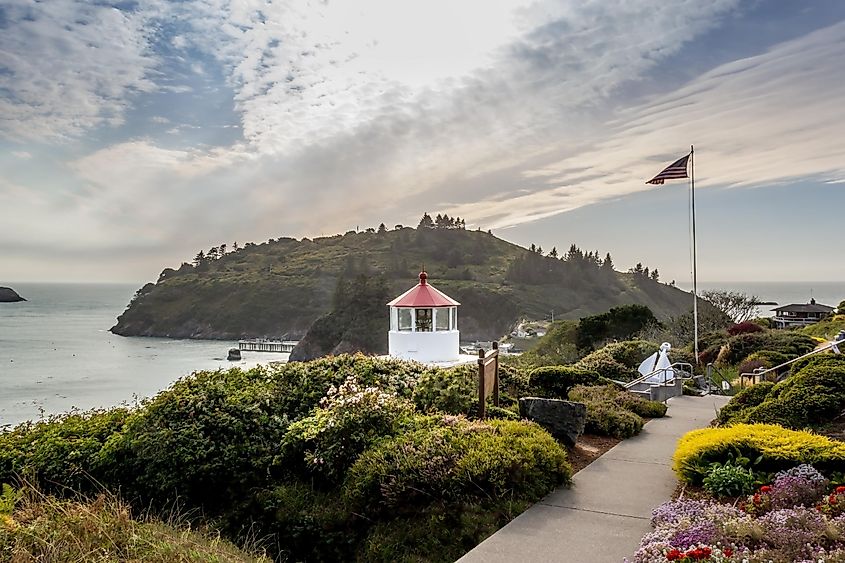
left=457, top=394, right=730, bottom=563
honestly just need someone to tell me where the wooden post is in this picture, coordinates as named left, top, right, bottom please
left=477, top=348, right=487, bottom=419
left=477, top=342, right=500, bottom=419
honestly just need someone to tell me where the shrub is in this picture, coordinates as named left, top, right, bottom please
left=716, top=331, right=817, bottom=366
left=99, top=367, right=291, bottom=514
left=528, top=365, right=606, bottom=398
left=0, top=409, right=128, bottom=494
left=701, top=462, right=756, bottom=497
left=788, top=352, right=845, bottom=376
left=411, top=364, right=476, bottom=415
left=569, top=384, right=667, bottom=418
left=282, top=377, right=415, bottom=482
left=575, top=350, right=638, bottom=381
left=727, top=321, right=765, bottom=336
left=580, top=402, right=643, bottom=439
left=343, top=417, right=571, bottom=514
left=717, top=381, right=775, bottom=425
left=743, top=362, right=845, bottom=429
left=673, top=424, right=845, bottom=485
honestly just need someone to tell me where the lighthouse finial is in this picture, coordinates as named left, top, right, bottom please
left=419, top=266, right=427, bottom=285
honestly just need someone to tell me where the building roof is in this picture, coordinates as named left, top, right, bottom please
left=772, top=301, right=835, bottom=314
left=387, top=271, right=460, bottom=308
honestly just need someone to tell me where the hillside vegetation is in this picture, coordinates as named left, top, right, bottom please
left=112, top=223, right=697, bottom=343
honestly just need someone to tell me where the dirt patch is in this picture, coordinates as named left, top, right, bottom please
left=567, top=434, right=621, bottom=474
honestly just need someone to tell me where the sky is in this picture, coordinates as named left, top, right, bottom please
left=1, top=0, right=844, bottom=285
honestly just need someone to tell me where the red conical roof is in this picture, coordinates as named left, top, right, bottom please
left=387, top=271, right=460, bottom=308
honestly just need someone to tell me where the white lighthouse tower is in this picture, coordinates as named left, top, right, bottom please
left=388, top=271, right=460, bottom=363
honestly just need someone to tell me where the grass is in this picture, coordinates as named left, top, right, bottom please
left=0, top=483, right=270, bottom=562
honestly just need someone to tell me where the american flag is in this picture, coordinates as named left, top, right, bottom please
left=646, top=154, right=690, bottom=184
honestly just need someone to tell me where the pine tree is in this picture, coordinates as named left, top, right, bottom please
left=219, top=243, right=227, bottom=256
left=537, top=246, right=543, bottom=255
left=378, top=223, right=387, bottom=234
left=193, top=250, right=205, bottom=266
left=529, top=243, right=536, bottom=253
left=650, top=268, right=660, bottom=281
left=548, top=246, right=558, bottom=258
left=418, top=213, right=434, bottom=229
left=602, top=252, right=614, bottom=270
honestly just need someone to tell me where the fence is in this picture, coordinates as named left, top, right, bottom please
left=477, top=342, right=500, bottom=419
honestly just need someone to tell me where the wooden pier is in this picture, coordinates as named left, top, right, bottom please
left=238, top=339, right=298, bottom=353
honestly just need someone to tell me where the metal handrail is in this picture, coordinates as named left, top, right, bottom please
left=624, top=362, right=694, bottom=389
left=739, top=337, right=844, bottom=386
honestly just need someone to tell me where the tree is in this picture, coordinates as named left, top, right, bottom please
left=701, top=290, right=761, bottom=323
left=378, top=223, right=387, bottom=234
left=219, top=243, right=227, bottom=256
left=548, top=246, right=558, bottom=259
left=193, top=250, right=205, bottom=267
left=232, top=241, right=239, bottom=251
left=529, top=243, right=536, bottom=253
left=537, top=246, right=543, bottom=255
left=643, top=267, right=650, bottom=279
left=650, top=268, right=659, bottom=281
left=602, top=252, right=614, bottom=271
left=418, top=213, right=434, bottom=229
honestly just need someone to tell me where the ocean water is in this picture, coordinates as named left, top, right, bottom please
left=677, top=281, right=843, bottom=316
left=0, top=283, right=289, bottom=428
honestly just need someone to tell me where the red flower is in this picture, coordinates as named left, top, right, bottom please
left=760, top=485, right=771, bottom=493
left=830, top=494, right=838, bottom=504
left=724, top=547, right=733, bottom=557
left=666, top=548, right=682, bottom=561
left=836, top=486, right=845, bottom=494
left=752, top=493, right=761, bottom=505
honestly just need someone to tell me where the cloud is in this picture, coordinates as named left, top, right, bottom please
left=444, top=20, right=845, bottom=228
left=11, top=151, right=31, bottom=159
left=0, top=0, right=159, bottom=142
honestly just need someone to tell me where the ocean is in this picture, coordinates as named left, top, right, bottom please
left=0, top=281, right=841, bottom=428
left=0, top=283, right=289, bottom=429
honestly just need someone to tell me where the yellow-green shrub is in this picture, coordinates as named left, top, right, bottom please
left=673, top=424, right=845, bottom=484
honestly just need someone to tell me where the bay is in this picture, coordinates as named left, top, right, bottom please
left=0, top=283, right=288, bottom=428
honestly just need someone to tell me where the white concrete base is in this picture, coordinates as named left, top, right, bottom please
left=388, top=330, right=460, bottom=363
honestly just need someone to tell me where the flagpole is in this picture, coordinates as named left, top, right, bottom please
left=690, top=145, right=699, bottom=365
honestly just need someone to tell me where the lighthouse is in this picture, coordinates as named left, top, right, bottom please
left=387, top=271, right=460, bottom=363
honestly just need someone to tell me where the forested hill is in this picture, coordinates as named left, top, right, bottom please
left=111, top=224, right=697, bottom=342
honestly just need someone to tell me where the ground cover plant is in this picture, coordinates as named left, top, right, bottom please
left=630, top=462, right=845, bottom=563
left=0, top=354, right=571, bottom=562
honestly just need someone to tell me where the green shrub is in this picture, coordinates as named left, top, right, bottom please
left=569, top=384, right=667, bottom=418
left=412, top=364, right=476, bottom=415
left=788, top=352, right=845, bottom=376
left=0, top=409, right=128, bottom=493
left=343, top=417, right=571, bottom=514
left=575, top=350, right=638, bottom=381
left=717, top=382, right=775, bottom=425
left=702, top=462, right=756, bottom=497
left=599, top=340, right=661, bottom=368
left=528, top=365, right=605, bottom=398
left=716, top=331, right=817, bottom=366
left=99, top=367, right=290, bottom=514
left=271, top=354, right=426, bottom=420
left=282, top=377, right=415, bottom=482
left=744, top=363, right=845, bottom=428
left=580, top=402, right=643, bottom=439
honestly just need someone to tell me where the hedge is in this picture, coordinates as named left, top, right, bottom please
left=528, top=365, right=607, bottom=398
left=672, top=424, right=845, bottom=484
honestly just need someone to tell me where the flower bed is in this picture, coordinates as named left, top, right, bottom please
left=629, top=463, right=845, bottom=562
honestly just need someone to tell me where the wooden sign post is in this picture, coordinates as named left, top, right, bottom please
left=477, top=341, right=500, bottom=419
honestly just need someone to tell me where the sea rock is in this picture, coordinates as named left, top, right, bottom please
left=0, top=287, right=25, bottom=302
left=518, top=397, right=586, bottom=447
left=227, top=348, right=242, bottom=361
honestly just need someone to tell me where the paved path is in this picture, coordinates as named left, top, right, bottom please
left=457, top=394, right=730, bottom=563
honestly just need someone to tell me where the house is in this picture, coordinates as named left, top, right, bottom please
left=772, top=298, right=835, bottom=328
left=387, top=271, right=460, bottom=363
